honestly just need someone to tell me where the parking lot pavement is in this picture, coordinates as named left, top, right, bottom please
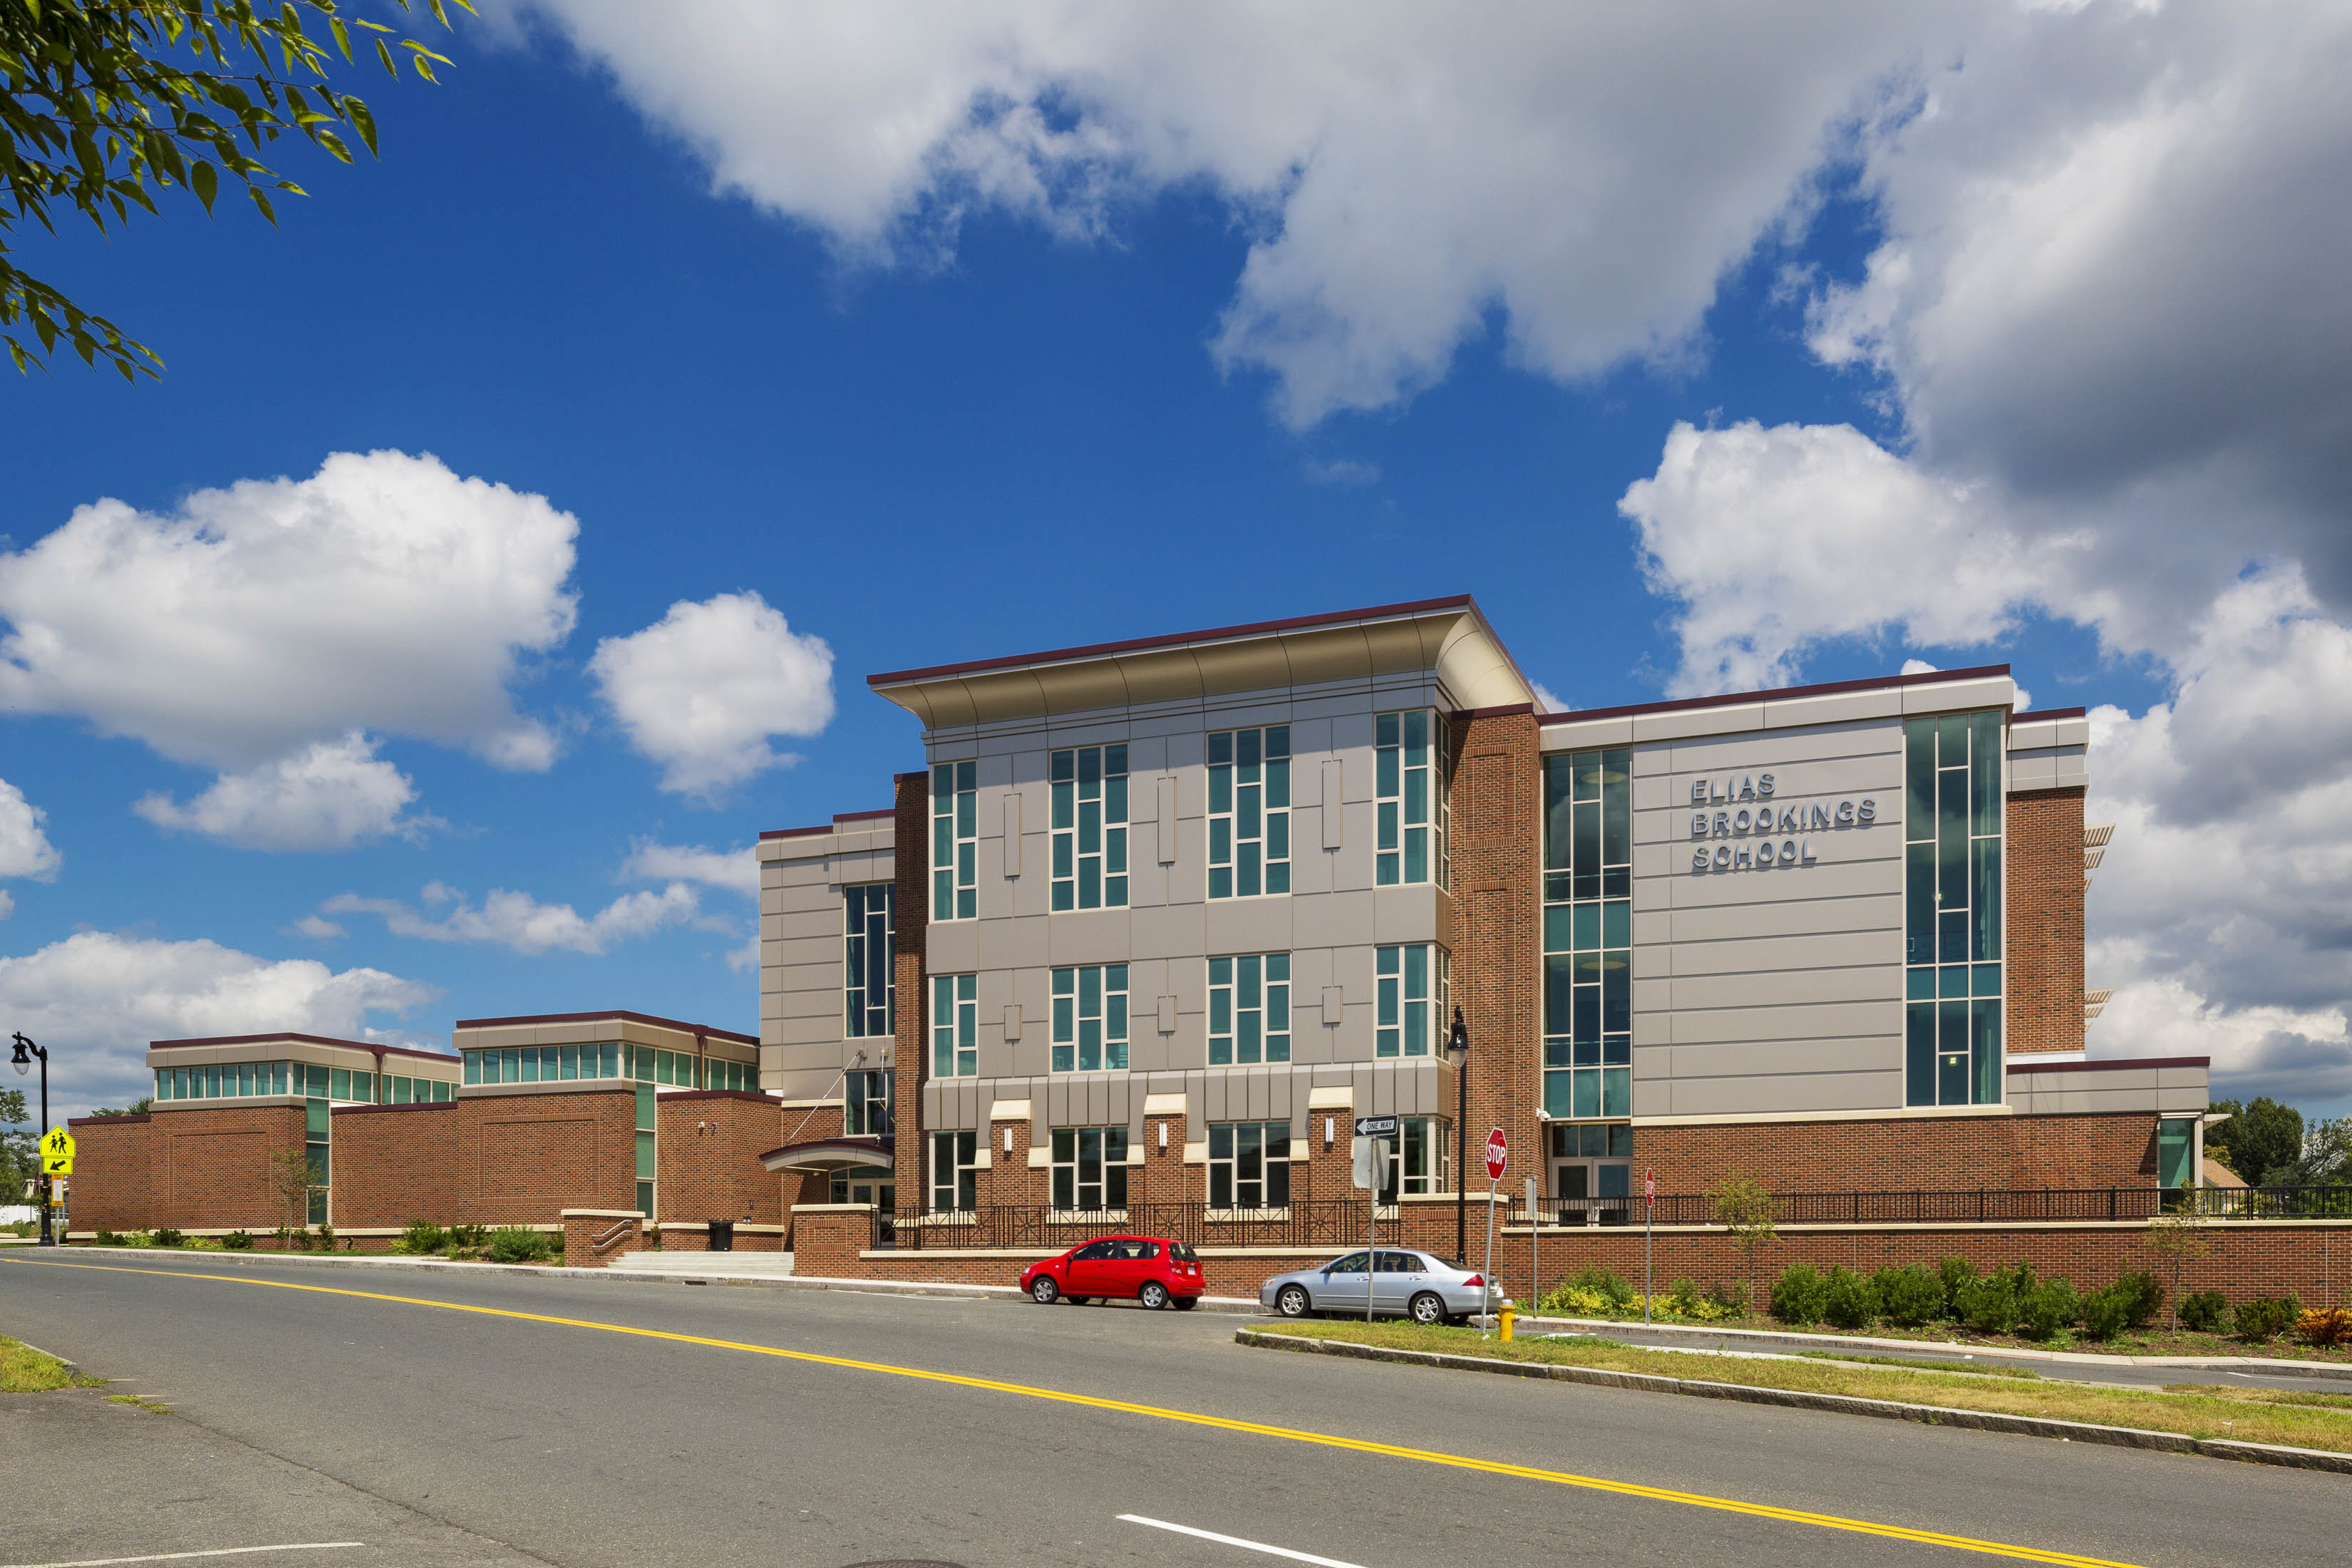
left=0, top=1386, right=545, bottom=1568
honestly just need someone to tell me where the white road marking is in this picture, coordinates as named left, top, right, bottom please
left=1, top=1544, right=365, bottom=1567
left=1118, top=1515, right=1368, bottom=1568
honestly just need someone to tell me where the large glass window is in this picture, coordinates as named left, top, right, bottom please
left=932, top=760, right=976, bottom=921
left=845, top=1068, right=893, bottom=1136
left=845, top=884, right=894, bottom=1037
left=932, top=1129, right=979, bottom=1212
left=1398, top=1116, right=1450, bottom=1197
left=932, top=974, right=977, bottom=1077
left=1544, top=748, right=1632, bottom=1119
left=1051, top=1126, right=1129, bottom=1211
left=1209, top=726, right=1290, bottom=899
left=1376, top=711, right=1449, bottom=887
left=1904, top=713, right=2003, bottom=1108
left=465, top=1043, right=620, bottom=1085
left=1209, top=954, right=1291, bottom=1065
left=1051, top=964, right=1129, bottom=1072
left=1208, top=1121, right=1290, bottom=1210
left=1375, top=944, right=1446, bottom=1057
left=155, top=1060, right=294, bottom=1100
left=1052, top=745, right=1129, bottom=910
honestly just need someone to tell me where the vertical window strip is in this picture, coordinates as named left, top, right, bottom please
left=1541, top=748, right=1633, bottom=1119
left=1374, top=944, right=1444, bottom=1058
left=932, top=974, right=977, bottom=1077
left=1051, top=744, right=1130, bottom=910
left=932, top=1128, right=978, bottom=1212
left=1050, top=1125, right=1130, bottom=1211
left=1051, top=964, right=1130, bottom=1072
left=1207, top=954, right=1292, bottom=1065
left=1903, top=713, right=2005, bottom=1108
left=1375, top=710, right=1448, bottom=886
left=845, top=884, right=896, bottom=1037
left=1207, top=726, right=1291, bottom=899
left=932, top=760, right=977, bottom=921
left=1206, top=1120, right=1291, bottom=1210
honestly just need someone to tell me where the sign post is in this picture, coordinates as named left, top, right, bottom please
left=1643, top=1166, right=1656, bottom=1326
left=1354, top=1116, right=1397, bottom=1324
left=1480, top=1129, right=1506, bottom=1337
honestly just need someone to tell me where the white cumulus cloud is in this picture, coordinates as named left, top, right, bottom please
left=620, top=838, right=759, bottom=897
left=0, top=778, right=61, bottom=883
left=0, top=450, right=580, bottom=848
left=589, top=592, right=834, bottom=799
left=0, top=931, right=435, bottom=1119
left=321, top=880, right=709, bottom=956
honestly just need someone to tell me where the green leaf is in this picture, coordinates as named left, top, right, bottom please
left=329, top=17, right=352, bottom=61
left=376, top=36, right=396, bottom=77
left=344, top=96, right=378, bottom=157
left=190, top=159, right=217, bottom=212
left=247, top=185, right=275, bottom=225
left=311, top=128, right=349, bottom=163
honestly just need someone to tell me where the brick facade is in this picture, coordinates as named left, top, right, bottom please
left=656, top=1090, right=785, bottom=1227
left=63, top=1113, right=153, bottom=1234
left=1450, top=705, right=1542, bottom=1227
left=1632, top=1110, right=2160, bottom=1196
left=2008, top=785, right=2086, bottom=1054
left=453, top=1088, right=639, bottom=1225
left=146, top=1105, right=308, bottom=1230
left=329, top=1103, right=460, bottom=1227
left=891, top=768, right=930, bottom=1218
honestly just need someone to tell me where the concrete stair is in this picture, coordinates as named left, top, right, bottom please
left=608, top=1249, right=795, bottom=1276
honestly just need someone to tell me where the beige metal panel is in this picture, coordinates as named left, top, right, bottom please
left=927, top=919, right=979, bottom=976
left=1664, top=722, right=1903, bottom=777
left=977, top=913, right=1050, bottom=971
left=1666, top=1036, right=1903, bottom=1078
left=1667, top=893, right=1900, bottom=944
left=1372, top=884, right=1445, bottom=946
left=2008, top=718, right=2059, bottom=752
left=1537, top=715, right=1634, bottom=751
left=1761, top=689, right=1905, bottom=728
left=768, top=906, right=837, bottom=943
left=2007, top=755, right=2058, bottom=791
left=1666, top=854, right=1902, bottom=908
left=1671, top=964, right=1899, bottom=1011
left=1666, top=999, right=1902, bottom=1045
left=1205, top=895, right=1295, bottom=959
left=1902, top=677, right=2013, bottom=714
left=1047, top=907, right=1134, bottom=966
left=1662, top=1069, right=1903, bottom=1118
left=1634, top=702, right=1765, bottom=743
left=1667, top=929, right=1904, bottom=977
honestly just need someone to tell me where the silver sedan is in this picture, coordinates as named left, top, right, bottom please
left=1259, top=1248, right=1500, bottom=1326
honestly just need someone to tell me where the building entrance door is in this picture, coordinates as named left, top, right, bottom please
left=1552, top=1160, right=1632, bottom=1223
left=832, top=1167, right=895, bottom=1212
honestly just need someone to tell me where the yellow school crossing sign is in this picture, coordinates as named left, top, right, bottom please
left=40, top=1128, right=73, bottom=1176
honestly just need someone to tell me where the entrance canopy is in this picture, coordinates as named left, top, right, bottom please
left=758, top=1135, right=892, bottom=1174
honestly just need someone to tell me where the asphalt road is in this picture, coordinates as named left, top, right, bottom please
left=2, top=1252, right=2345, bottom=1568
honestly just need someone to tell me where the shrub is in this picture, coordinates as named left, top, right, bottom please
left=315, top=1224, right=336, bottom=1251
left=2177, top=1290, right=2227, bottom=1333
left=1821, top=1266, right=1881, bottom=1331
left=1875, top=1264, right=1944, bottom=1327
left=2110, top=1270, right=2165, bottom=1330
left=93, top=1228, right=124, bottom=1247
left=1666, top=1278, right=1708, bottom=1317
left=2078, top=1286, right=2132, bottom=1340
left=2016, top=1277, right=2080, bottom=1341
left=396, top=1221, right=448, bottom=1256
left=487, top=1226, right=557, bottom=1264
left=1770, top=1263, right=1830, bottom=1326
left=2296, top=1306, right=2352, bottom=1348
left=1706, top=1279, right=1748, bottom=1318
left=222, top=1229, right=254, bottom=1250
left=1954, top=1272, right=2019, bottom=1335
left=1569, top=1267, right=1638, bottom=1311
left=150, top=1226, right=185, bottom=1248
left=2234, top=1296, right=2301, bottom=1343
left=446, top=1223, right=488, bottom=1249
left=1544, top=1286, right=1614, bottom=1316
left=1936, top=1257, right=1978, bottom=1319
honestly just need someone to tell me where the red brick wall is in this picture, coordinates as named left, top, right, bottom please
left=329, top=1103, right=460, bottom=1228
left=773, top=1103, right=844, bottom=1224
left=656, top=1090, right=784, bottom=1225
left=2008, top=785, right=2085, bottom=1054
left=563, top=1210, right=644, bottom=1268
left=150, top=1105, right=307, bottom=1230
left=454, top=1088, right=637, bottom=1225
left=892, top=769, right=929, bottom=1217
left=1634, top=1110, right=2158, bottom=1195
left=1451, top=707, right=1542, bottom=1224
left=65, top=1114, right=151, bottom=1234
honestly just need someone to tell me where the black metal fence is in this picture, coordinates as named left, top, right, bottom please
left=879, top=1199, right=1369, bottom=1252
left=1537, top=1185, right=2352, bottom=1229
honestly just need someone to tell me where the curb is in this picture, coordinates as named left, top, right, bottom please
left=21, top=1247, right=1269, bottom=1313
left=4, top=1334, right=82, bottom=1378
left=1237, top=1329, right=2352, bottom=1476
left=1513, top=1311, right=2352, bottom=1382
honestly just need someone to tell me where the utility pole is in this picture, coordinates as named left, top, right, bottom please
left=1448, top=1008, right=1468, bottom=1266
left=12, top=1033, right=51, bottom=1247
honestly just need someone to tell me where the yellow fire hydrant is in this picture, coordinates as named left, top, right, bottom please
left=1499, top=1299, right=1517, bottom=1341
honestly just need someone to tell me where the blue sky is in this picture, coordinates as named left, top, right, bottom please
left=4, top=5, right=2346, bottom=1122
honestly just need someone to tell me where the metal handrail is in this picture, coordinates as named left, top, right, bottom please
left=1530, top=1184, right=2352, bottom=1227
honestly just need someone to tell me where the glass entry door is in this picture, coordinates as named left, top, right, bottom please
left=831, top=1167, right=896, bottom=1211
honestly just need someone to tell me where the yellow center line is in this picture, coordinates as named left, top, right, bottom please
left=1, top=1256, right=2142, bottom=1567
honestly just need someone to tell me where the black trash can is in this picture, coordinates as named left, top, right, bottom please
left=709, top=1219, right=735, bottom=1252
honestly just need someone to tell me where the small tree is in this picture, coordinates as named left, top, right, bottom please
left=2145, top=1207, right=2216, bottom=1331
left=267, top=1145, right=321, bottom=1240
left=1711, top=1175, right=1779, bottom=1319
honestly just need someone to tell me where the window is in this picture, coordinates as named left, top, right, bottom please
left=634, top=1085, right=656, bottom=1217
left=1376, top=711, right=1448, bottom=887
left=932, top=760, right=976, bottom=920
left=1543, top=748, right=1632, bottom=1119
left=845, top=884, right=895, bottom=1037
left=1208, top=1122, right=1290, bottom=1210
left=1376, top=944, right=1447, bottom=1057
left=845, top=1068, right=893, bottom=1136
left=1051, top=1127, right=1129, bottom=1211
left=1399, top=1116, right=1450, bottom=1196
left=932, top=974, right=977, bottom=1077
left=932, top=1129, right=979, bottom=1212
left=1052, top=745, right=1129, bottom=909
left=155, top=1061, right=292, bottom=1100
left=1209, top=726, right=1290, bottom=899
left=2157, top=1118, right=2195, bottom=1190
left=1051, top=964, right=1128, bottom=1072
left=1904, top=713, right=2004, bottom=1108
left=1209, top=954, right=1291, bottom=1065
left=464, top=1043, right=621, bottom=1085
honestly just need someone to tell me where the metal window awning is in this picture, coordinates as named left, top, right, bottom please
left=757, top=1135, right=893, bottom=1173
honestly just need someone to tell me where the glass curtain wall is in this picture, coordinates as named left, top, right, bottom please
left=1904, top=712, right=2005, bottom=1107
left=1543, top=748, right=1631, bottom=1120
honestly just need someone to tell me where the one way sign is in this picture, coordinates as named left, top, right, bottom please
left=1353, top=1115, right=1398, bottom=1138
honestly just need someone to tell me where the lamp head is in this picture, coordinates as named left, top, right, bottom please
left=1447, top=1006, right=1468, bottom=1060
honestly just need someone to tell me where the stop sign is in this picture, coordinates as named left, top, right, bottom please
left=1485, top=1128, right=1507, bottom=1181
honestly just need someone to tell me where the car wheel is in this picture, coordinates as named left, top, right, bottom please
left=1030, top=1276, right=1060, bottom=1305
left=1409, top=1291, right=1446, bottom=1326
left=1070, top=1296, right=1093, bottom=1306
left=1140, top=1281, right=1171, bottom=1311
left=1172, top=1296, right=1198, bottom=1311
left=1276, top=1283, right=1313, bottom=1318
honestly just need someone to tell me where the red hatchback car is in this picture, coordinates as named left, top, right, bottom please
left=1021, top=1235, right=1205, bottom=1310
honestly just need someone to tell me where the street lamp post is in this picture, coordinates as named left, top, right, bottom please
left=1447, top=1006, right=1468, bottom=1266
left=11, top=1032, right=51, bottom=1247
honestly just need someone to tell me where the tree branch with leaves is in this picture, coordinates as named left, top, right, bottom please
left=1, top=0, right=469, bottom=380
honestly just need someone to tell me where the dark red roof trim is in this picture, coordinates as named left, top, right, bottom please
left=68, top=1113, right=149, bottom=1125
left=2005, top=1056, right=2209, bottom=1074
left=449, top=1010, right=758, bottom=1046
left=149, top=1033, right=455, bottom=1063
left=760, top=806, right=895, bottom=842
left=2013, top=707, right=2088, bottom=721
left=867, top=594, right=1481, bottom=686
left=1539, top=664, right=2011, bottom=727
